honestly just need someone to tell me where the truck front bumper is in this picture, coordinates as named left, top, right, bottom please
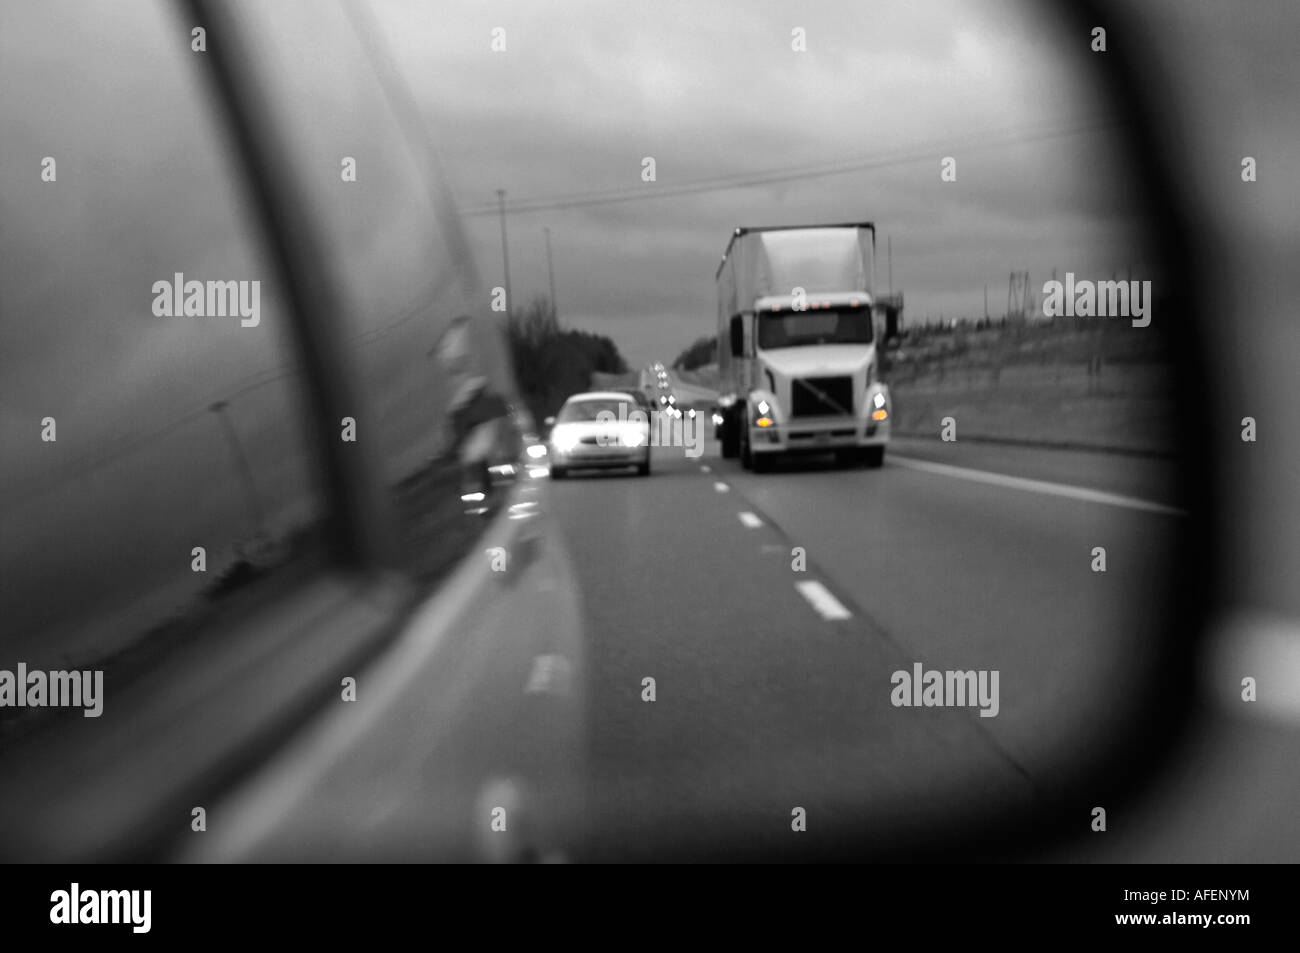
left=748, top=416, right=890, bottom=455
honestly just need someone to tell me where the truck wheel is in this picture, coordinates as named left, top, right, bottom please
left=741, top=428, right=771, bottom=473
left=863, top=446, right=885, bottom=468
left=721, top=416, right=739, bottom=458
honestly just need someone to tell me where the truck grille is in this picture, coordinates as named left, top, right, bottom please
left=790, top=376, right=854, bottom=417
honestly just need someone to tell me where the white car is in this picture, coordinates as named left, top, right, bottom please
left=546, top=391, right=652, bottom=478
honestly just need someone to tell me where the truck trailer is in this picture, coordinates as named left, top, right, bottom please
left=714, top=223, right=891, bottom=471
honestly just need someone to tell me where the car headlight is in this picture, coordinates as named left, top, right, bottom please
left=622, top=426, right=646, bottom=447
left=551, top=428, right=579, bottom=453
left=526, top=443, right=548, bottom=459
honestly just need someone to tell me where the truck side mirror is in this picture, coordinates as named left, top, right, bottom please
left=729, top=315, right=744, bottom=358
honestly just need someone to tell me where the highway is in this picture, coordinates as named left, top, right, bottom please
left=160, top=367, right=1189, bottom=864
left=548, top=371, right=1184, bottom=859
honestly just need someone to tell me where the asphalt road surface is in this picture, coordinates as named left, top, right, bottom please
left=547, top=419, right=1183, bottom=859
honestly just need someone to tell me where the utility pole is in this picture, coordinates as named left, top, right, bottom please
left=209, top=400, right=264, bottom=533
left=984, top=283, right=988, bottom=321
left=887, top=235, right=893, bottom=294
left=496, top=189, right=512, bottom=315
left=544, top=226, right=557, bottom=318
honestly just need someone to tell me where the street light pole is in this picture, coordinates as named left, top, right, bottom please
left=544, top=226, right=557, bottom=318
left=496, top=188, right=512, bottom=315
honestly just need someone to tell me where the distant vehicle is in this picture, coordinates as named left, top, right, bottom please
left=714, top=223, right=891, bottom=471
left=547, top=391, right=651, bottom=478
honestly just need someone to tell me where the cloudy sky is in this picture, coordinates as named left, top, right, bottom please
left=371, top=0, right=1147, bottom=367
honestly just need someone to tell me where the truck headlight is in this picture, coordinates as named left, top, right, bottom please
left=870, top=389, right=888, bottom=421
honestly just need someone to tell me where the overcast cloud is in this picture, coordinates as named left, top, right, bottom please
left=372, top=0, right=1147, bottom=366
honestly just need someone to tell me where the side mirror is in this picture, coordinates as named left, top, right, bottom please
left=729, top=315, right=744, bottom=358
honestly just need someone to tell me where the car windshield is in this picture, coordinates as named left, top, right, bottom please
left=758, top=306, right=873, bottom=348
left=557, top=398, right=635, bottom=422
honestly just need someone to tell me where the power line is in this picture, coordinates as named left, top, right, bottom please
left=459, top=114, right=1125, bottom=218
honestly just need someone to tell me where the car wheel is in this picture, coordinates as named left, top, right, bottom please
left=550, top=466, right=567, bottom=480
left=636, top=456, right=651, bottom=477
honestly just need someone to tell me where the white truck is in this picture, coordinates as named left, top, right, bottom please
left=714, top=223, right=891, bottom=471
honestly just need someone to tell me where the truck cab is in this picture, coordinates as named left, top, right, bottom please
left=716, top=225, right=891, bottom=470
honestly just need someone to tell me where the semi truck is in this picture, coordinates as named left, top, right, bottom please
left=714, top=223, right=891, bottom=471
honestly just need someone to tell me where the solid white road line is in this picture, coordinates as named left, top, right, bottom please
left=700, top=464, right=712, bottom=473
left=795, top=580, right=852, bottom=621
left=1209, top=611, right=1300, bottom=723
left=737, top=511, right=763, bottom=528
left=890, top=455, right=1187, bottom=516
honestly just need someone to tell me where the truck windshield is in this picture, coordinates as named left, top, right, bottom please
left=758, top=307, right=873, bottom=348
